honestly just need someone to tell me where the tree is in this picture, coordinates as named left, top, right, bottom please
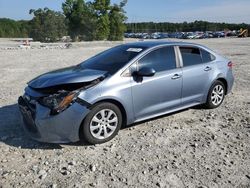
left=29, top=8, right=67, bottom=42
left=108, top=0, right=127, bottom=41
left=62, top=0, right=127, bottom=41
left=62, top=0, right=97, bottom=41
left=93, top=0, right=111, bottom=40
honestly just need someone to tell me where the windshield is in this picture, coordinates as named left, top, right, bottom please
left=80, top=45, right=147, bottom=74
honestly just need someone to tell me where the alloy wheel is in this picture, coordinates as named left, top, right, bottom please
left=90, top=109, right=118, bottom=140
left=211, top=85, right=224, bottom=106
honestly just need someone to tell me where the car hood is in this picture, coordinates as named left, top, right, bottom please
left=28, top=66, right=107, bottom=89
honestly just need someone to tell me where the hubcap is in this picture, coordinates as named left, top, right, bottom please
left=90, top=109, right=118, bottom=140
left=211, top=85, right=224, bottom=106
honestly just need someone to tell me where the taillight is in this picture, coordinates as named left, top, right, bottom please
left=228, top=61, right=233, bottom=68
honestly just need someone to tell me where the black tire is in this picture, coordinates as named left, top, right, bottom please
left=204, top=80, right=226, bottom=109
left=81, top=102, right=122, bottom=144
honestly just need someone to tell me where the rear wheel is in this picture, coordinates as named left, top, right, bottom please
left=82, top=102, right=122, bottom=144
left=205, top=80, right=226, bottom=109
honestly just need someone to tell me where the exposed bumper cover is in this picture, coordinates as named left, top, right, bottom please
left=18, top=96, right=90, bottom=143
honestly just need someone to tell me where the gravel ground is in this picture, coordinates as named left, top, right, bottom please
left=0, top=38, right=249, bottom=188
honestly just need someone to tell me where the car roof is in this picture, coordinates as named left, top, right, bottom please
left=124, top=40, right=203, bottom=48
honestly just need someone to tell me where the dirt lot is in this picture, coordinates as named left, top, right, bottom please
left=0, top=38, right=249, bottom=188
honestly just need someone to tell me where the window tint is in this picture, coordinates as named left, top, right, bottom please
left=138, top=46, right=176, bottom=72
left=201, top=49, right=215, bottom=63
left=180, top=47, right=202, bottom=66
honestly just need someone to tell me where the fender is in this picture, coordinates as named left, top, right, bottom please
left=202, top=74, right=228, bottom=103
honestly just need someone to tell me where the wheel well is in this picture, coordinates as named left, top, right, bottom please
left=94, top=99, right=127, bottom=127
left=217, top=78, right=228, bottom=95
left=78, top=99, right=127, bottom=140
left=87, top=99, right=127, bottom=126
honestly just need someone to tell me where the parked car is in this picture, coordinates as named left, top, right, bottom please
left=186, top=32, right=197, bottom=39
left=205, top=32, right=215, bottom=38
left=18, top=41, right=234, bottom=144
left=151, top=32, right=161, bottom=39
left=213, top=32, right=225, bottom=38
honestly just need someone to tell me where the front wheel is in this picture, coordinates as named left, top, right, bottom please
left=205, top=80, right=226, bottom=109
left=81, top=102, right=122, bottom=144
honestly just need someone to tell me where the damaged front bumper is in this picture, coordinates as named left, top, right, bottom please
left=18, top=96, right=90, bottom=143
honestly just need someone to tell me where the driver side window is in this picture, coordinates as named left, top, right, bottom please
left=138, top=46, right=176, bottom=73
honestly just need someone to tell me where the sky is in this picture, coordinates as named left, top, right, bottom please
left=0, top=0, right=250, bottom=23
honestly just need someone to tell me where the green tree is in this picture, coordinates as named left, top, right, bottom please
left=62, top=0, right=96, bottom=41
left=93, top=0, right=111, bottom=40
left=29, top=8, right=67, bottom=42
left=108, top=0, right=127, bottom=41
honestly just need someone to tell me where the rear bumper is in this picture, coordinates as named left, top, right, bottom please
left=226, top=71, right=234, bottom=94
left=18, top=96, right=90, bottom=143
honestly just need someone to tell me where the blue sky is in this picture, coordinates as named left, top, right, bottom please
left=0, top=0, right=250, bottom=23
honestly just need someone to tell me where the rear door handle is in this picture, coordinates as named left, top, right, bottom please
left=171, top=74, right=182, bottom=80
left=204, top=66, right=212, bottom=71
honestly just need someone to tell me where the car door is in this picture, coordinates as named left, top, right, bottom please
left=179, top=46, right=216, bottom=105
left=131, top=46, right=182, bottom=121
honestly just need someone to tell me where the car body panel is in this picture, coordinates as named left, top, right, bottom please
left=181, top=62, right=216, bottom=105
left=25, top=86, right=48, bottom=98
left=28, top=66, right=107, bottom=89
left=19, top=96, right=89, bottom=143
left=131, top=69, right=182, bottom=120
left=78, top=75, right=135, bottom=124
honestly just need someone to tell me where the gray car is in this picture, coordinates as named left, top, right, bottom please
left=18, top=41, right=234, bottom=144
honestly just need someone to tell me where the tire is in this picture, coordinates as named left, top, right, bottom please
left=82, top=102, right=122, bottom=144
left=205, top=80, right=226, bottom=109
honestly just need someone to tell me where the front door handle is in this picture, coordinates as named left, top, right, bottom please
left=204, top=66, right=212, bottom=71
left=171, top=74, right=182, bottom=80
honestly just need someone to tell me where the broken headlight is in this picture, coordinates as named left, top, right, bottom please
left=40, top=90, right=79, bottom=114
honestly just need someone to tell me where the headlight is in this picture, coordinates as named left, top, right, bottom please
left=40, top=90, right=79, bottom=114
left=55, top=92, right=77, bottom=112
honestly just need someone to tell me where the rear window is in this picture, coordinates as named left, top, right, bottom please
left=201, top=49, right=216, bottom=63
left=180, top=47, right=202, bottom=67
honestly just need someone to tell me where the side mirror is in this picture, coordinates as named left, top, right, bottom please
left=135, top=67, right=156, bottom=77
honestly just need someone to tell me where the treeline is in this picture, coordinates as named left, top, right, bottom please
left=0, top=0, right=127, bottom=42
left=126, top=21, right=250, bottom=33
left=0, top=18, right=29, bottom=37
